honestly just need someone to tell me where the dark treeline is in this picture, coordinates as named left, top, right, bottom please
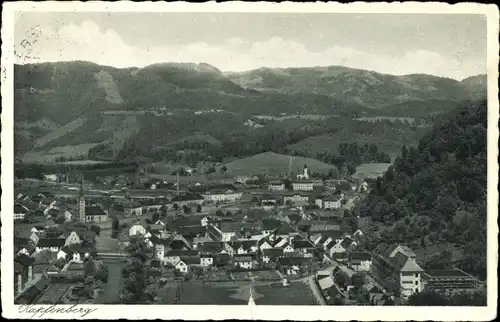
left=110, top=114, right=418, bottom=167
left=14, top=161, right=139, bottom=180
left=354, top=100, right=487, bottom=281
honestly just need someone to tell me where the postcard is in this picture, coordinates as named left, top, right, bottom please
left=1, top=1, right=498, bottom=320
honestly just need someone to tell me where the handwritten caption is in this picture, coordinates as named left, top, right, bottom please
left=18, top=304, right=98, bottom=318
left=15, top=25, right=42, bottom=63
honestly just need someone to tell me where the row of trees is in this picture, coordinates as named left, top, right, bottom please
left=121, top=237, right=156, bottom=304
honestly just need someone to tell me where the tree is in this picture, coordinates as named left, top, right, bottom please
left=152, top=212, right=159, bottom=223
left=220, top=165, right=228, bottom=174
left=90, top=224, right=101, bottom=236
left=196, top=204, right=202, bottom=213
left=173, top=203, right=179, bottom=211
left=84, top=256, right=97, bottom=277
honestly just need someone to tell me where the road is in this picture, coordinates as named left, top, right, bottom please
left=308, top=275, right=327, bottom=305
left=95, top=257, right=127, bottom=304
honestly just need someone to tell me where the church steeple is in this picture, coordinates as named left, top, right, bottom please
left=79, top=174, right=86, bottom=222
left=248, top=277, right=256, bottom=306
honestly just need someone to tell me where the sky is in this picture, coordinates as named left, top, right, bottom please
left=14, top=12, right=487, bottom=80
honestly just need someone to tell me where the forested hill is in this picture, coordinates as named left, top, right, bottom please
left=354, top=99, right=487, bottom=280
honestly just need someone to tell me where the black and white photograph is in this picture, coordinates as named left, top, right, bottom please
left=1, top=1, right=498, bottom=320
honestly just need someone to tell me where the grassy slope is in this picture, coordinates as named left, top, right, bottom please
left=221, top=151, right=336, bottom=176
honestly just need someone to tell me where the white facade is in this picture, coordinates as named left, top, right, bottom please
left=283, top=245, right=294, bottom=254
left=292, top=182, right=314, bottom=191
left=400, top=272, right=424, bottom=298
left=268, top=183, right=285, bottom=191
left=329, top=242, right=346, bottom=256
left=65, top=232, right=81, bottom=246
left=129, top=225, right=147, bottom=237
left=351, top=260, right=372, bottom=272
left=203, top=191, right=243, bottom=203
left=14, top=213, right=26, bottom=220
left=200, top=257, right=214, bottom=266
left=235, top=260, right=253, bottom=269
left=174, top=259, right=189, bottom=274
left=155, top=244, right=165, bottom=261
left=324, top=199, right=342, bottom=209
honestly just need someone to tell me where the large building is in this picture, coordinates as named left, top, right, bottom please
left=421, top=269, right=480, bottom=292
left=292, top=180, right=314, bottom=192
left=268, top=180, right=285, bottom=191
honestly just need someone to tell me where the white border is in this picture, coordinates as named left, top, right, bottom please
left=2, top=2, right=498, bottom=320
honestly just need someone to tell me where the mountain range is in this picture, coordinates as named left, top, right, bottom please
left=14, top=61, right=487, bottom=163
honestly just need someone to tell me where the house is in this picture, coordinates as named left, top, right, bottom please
left=35, top=238, right=65, bottom=252
left=14, top=254, right=35, bottom=294
left=225, top=240, right=258, bottom=256
left=57, top=246, right=83, bottom=263
left=172, top=258, right=190, bottom=274
left=348, top=252, right=372, bottom=272
left=85, top=205, right=108, bottom=223
left=387, top=245, right=417, bottom=260
left=329, top=237, right=357, bottom=258
left=43, top=174, right=58, bottom=182
left=14, top=274, right=50, bottom=304
left=283, top=193, right=310, bottom=206
left=220, top=222, right=240, bottom=241
left=352, top=229, right=364, bottom=241
left=14, top=204, right=30, bottom=221
left=391, top=252, right=425, bottom=298
left=64, top=231, right=81, bottom=247
left=200, top=254, right=214, bottom=266
left=322, top=195, right=343, bottom=210
left=163, top=250, right=199, bottom=266
left=233, top=255, right=253, bottom=269
left=124, top=202, right=143, bottom=216
left=261, top=218, right=282, bottom=236
left=261, top=248, right=284, bottom=264
left=202, top=188, right=243, bottom=203
left=292, top=238, right=315, bottom=256
left=268, top=180, right=285, bottom=191
left=292, top=180, right=314, bottom=192
left=278, top=257, right=312, bottom=275
left=129, top=224, right=147, bottom=237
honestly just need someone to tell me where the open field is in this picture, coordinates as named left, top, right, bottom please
left=221, top=152, right=336, bottom=176
left=254, top=114, right=339, bottom=121
left=156, top=280, right=314, bottom=305
left=352, top=163, right=392, bottom=180
left=22, top=143, right=100, bottom=163
left=355, top=116, right=416, bottom=124
left=254, top=281, right=317, bottom=305
left=34, top=117, right=86, bottom=148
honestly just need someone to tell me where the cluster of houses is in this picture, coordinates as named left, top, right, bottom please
left=14, top=225, right=95, bottom=296
left=124, top=207, right=324, bottom=277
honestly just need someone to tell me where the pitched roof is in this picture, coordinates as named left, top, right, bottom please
left=85, top=205, right=107, bottom=216
left=197, top=241, right=225, bottom=253
left=261, top=218, right=282, bottom=231
left=233, top=255, right=252, bottom=262
left=262, top=248, right=284, bottom=257
left=15, top=254, right=35, bottom=266
left=318, top=276, right=335, bottom=290
left=293, top=239, right=314, bottom=249
left=165, top=250, right=199, bottom=257
left=349, top=252, right=372, bottom=261
left=278, top=257, right=312, bottom=266
left=37, top=238, right=65, bottom=248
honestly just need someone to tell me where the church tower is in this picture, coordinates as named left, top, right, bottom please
left=303, top=164, right=309, bottom=180
left=79, top=175, right=86, bottom=222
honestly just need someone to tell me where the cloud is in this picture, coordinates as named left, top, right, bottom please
left=15, top=20, right=485, bottom=80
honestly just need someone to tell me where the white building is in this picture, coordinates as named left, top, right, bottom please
left=292, top=180, right=314, bottom=192
left=296, top=164, right=310, bottom=180
left=129, top=225, right=147, bottom=237
left=268, top=181, right=285, bottom=191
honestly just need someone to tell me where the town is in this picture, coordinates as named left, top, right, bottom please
left=13, top=162, right=483, bottom=306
